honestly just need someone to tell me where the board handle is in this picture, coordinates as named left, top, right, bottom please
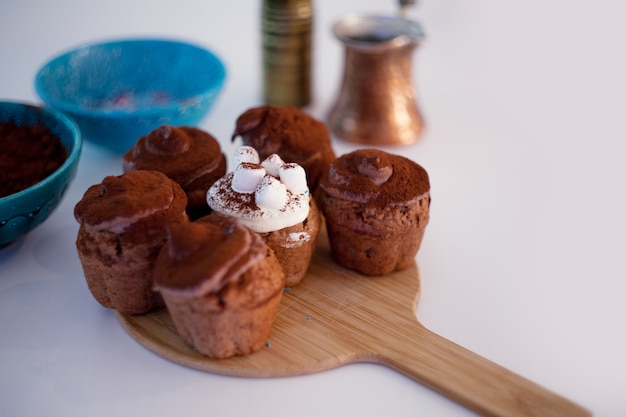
left=374, top=321, right=591, bottom=417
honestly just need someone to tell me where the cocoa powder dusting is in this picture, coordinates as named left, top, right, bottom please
left=73, top=170, right=188, bottom=228
left=320, top=149, right=429, bottom=205
left=231, top=105, right=336, bottom=190
left=0, top=122, right=67, bottom=198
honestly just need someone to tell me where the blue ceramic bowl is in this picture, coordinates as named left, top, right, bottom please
left=0, top=101, right=82, bottom=247
left=34, top=38, right=226, bottom=153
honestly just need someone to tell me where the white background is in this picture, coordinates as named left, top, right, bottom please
left=1, top=1, right=625, bottom=416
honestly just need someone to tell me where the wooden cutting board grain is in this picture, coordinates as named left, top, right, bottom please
left=117, top=229, right=590, bottom=417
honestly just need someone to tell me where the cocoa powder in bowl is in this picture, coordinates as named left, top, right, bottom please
left=0, top=122, right=67, bottom=198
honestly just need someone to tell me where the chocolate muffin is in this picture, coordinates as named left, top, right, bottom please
left=153, top=213, right=285, bottom=359
left=231, top=105, right=335, bottom=192
left=207, top=146, right=320, bottom=287
left=123, top=125, right=226, bottom=220
left=74, top=170, right=189, bottom=314
left=318, top=149, right=430, bottom=275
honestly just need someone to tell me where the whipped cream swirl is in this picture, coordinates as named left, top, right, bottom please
left=207, top=146, right=310, bottom=233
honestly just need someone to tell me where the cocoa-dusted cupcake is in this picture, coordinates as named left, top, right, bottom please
left=153, top=213, right=285, bottom=359
left=231, top=105, right=335, bottom=192
left=123, top=125, right=227, bottom=220
left=74, top=170, right=189, bottom=314
left=318, top=149, right=430, bottom=275
left=207, top=146, right=320, bottom=287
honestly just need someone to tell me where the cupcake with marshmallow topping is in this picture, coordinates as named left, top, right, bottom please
left=206, top=146, right=320, bottom=286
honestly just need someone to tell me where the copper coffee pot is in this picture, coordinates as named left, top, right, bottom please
left=328, top=14, right=425, bottom=145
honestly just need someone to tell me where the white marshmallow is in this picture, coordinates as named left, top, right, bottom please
left=232, top=163, right=266, bottom=194
left=279, top=163, right=309, bottom=195
left=261, top=154, right=285, bottom=177
left=255, top=175, right=288, bottom=210
left=232, top=146, right=260, bottom=169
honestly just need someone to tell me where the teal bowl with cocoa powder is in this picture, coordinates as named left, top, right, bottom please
left=0, top=101, right=82, bottom=247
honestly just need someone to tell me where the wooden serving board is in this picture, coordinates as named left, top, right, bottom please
left=117, top=230, right=590, bottom=417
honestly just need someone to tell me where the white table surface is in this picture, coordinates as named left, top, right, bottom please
left=2, top=1, right=625, bottom=416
